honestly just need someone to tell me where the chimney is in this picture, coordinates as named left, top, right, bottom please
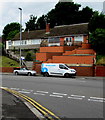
left=46, top=23, right=50, bottom=34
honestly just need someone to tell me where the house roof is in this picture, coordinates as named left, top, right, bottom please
left=12, top=23, right=89, bottom=41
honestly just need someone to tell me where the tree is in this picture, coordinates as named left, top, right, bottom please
left=89, top=28, right=105, bottom=55
left=0, top=42, right=5, bottom=55
left=89, top=12, right=105, bottom=33
left=2, top=22, right=20, bottom=41
left=25, top=15, right=37, bottom=31
left=80, top=6, right=94, bottom=23
left=36, top=15, right=46, bottom=30
left=7, top=30, right=19, bottom=40
left=47, top=2, right=81, bottom=27
left=25, top=52, right=33, bottom=61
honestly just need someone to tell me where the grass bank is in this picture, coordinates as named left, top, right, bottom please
left=0, top=56, right=19, bottom=67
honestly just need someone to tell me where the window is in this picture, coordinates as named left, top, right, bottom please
left=65, top=37, right=72, bottom=42
left=8, top=40, right=12, bottom=46
left=74, top=36, right=83, bottom=42
left=32, top=39, right=41, bottom=45
left=14, top=41, right=20, bottom=46
left=59, top=64, right=68, bottom=70
left=48, top=38, right=60, bottom=43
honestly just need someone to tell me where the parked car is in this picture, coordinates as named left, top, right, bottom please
left=41, top=63, right=76, bottom=77
left=13, top=67, right=36, bottom=76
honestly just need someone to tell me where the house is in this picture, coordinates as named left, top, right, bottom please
left=34, top=23, right=96, bottom=76
left=6, top=23, right=89, bottom=50
left=6, top=23, right=96, bottom=76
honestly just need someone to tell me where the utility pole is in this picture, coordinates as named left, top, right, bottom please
left=18, top=8, right=22, bottom=68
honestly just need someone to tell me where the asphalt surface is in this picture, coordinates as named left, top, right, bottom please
left=1, top=89, right=39, bottom=120
left=1, top=73, right=105, bottom=119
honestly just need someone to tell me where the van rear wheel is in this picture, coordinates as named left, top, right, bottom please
left=44, top=72, right=49, bottom=77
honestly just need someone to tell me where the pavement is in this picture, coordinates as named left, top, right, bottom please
left=1, top=87, right=60, bottom=120
left=1, top=88, right=40, bottom=120
left=0, top=72, right=104, bottom=80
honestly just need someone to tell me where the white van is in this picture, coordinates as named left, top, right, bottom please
left=41, top=63, right=76, bottom=77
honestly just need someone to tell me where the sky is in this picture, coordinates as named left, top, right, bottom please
left=0, top=0, right=105, bottom=36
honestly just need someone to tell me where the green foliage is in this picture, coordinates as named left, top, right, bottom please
left=96, top=54, right=105, bottom=65
left=25, top=52, right=33, bottom=61
left=36, top=2, right=94, bottom=29
left=36, top=15, right=46, bottom=29
left=47, top=2, right=81, bottom=27
left=89, top=12, right=105, bottom=33
left=0, top=42, right=5, bottom=55
left=7, top=30, right=19, bottom=40
left=25, top=15, right=37, bottom=31
left=2, top=22, right=20, bottom=40
left=80, top=6, right=94, bottom=23
left=89, top=28, right=105, bottom=55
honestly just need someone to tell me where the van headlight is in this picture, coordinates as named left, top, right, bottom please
left=70, top=70, right=76, bottom=72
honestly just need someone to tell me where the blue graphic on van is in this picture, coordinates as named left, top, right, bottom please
left=41, top=67, right=48, bottom=72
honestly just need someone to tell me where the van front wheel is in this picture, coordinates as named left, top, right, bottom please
left=44, top=72, right=49, bottom=77
left=64, top=73, right=70, bottom=78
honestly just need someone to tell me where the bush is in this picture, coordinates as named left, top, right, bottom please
left=25, top=52, right=33, bottom=61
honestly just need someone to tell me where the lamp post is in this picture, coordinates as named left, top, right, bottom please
left=18, top=8, right=22, bottom=68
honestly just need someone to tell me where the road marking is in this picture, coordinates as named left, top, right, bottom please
left=68, top=96, right=83, bottom=100
left=11, top=88, right=20, bottom=90
left=88, top=97, right=105, bottom=102
left=52, top=92, right=67, bottom=96
left=90, top=97, right=105, bottom=100
left=22, top=89, right=33, bottom=92
left=50, top=94, right=63, bottom=98
left=34, top=93, right=45, bottom=96
left=36, top=91, right=49, bottom=94
left=71, top=94, right=85, bottom=98
left=18, top=91, right=31, bottom=94
left=88, top=99, right=104, bottom=102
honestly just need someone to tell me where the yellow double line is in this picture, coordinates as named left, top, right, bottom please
left=1, top=87, right=61, bottom=120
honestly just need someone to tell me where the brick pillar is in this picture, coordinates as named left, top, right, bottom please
left=72, top=36, right=74, bottom=45
left=60, top=37, right=64, bottom=46
left=83, top=35, right=88, bottom=43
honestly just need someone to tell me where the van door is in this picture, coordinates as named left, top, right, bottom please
left=51, top=64, right=68, bottom=76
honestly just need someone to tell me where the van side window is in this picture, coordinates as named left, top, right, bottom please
left=59, top=64, right=68, bottom=70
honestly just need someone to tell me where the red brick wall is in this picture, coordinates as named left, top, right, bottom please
left=36, top=52, right=62, bottom=62
left=95, top=66, right=105, bottom=77
left=40, top=46, right=79, bottom=53
left=82, top=43, right=91, bottom=49
left=36, top=53, right=47, bottom=62
left=70, top=66, right=94, bottom=76
left=76, top=49, right=95, bottom=54
left=52, top=55, right=95, bottom=64
left=33, top=63, right=42, bottom=74
left=0, top=67, right=14, bottom=73
left=40, top=46, right=65, bottom=53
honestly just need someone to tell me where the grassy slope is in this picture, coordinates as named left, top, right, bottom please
left=0, top=56, right=19, bottom=67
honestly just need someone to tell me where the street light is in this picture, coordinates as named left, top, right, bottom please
left=18, top=8, right=22, bottom=68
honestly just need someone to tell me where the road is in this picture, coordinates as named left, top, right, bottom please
left=2, top=74, right=105, bottom=119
